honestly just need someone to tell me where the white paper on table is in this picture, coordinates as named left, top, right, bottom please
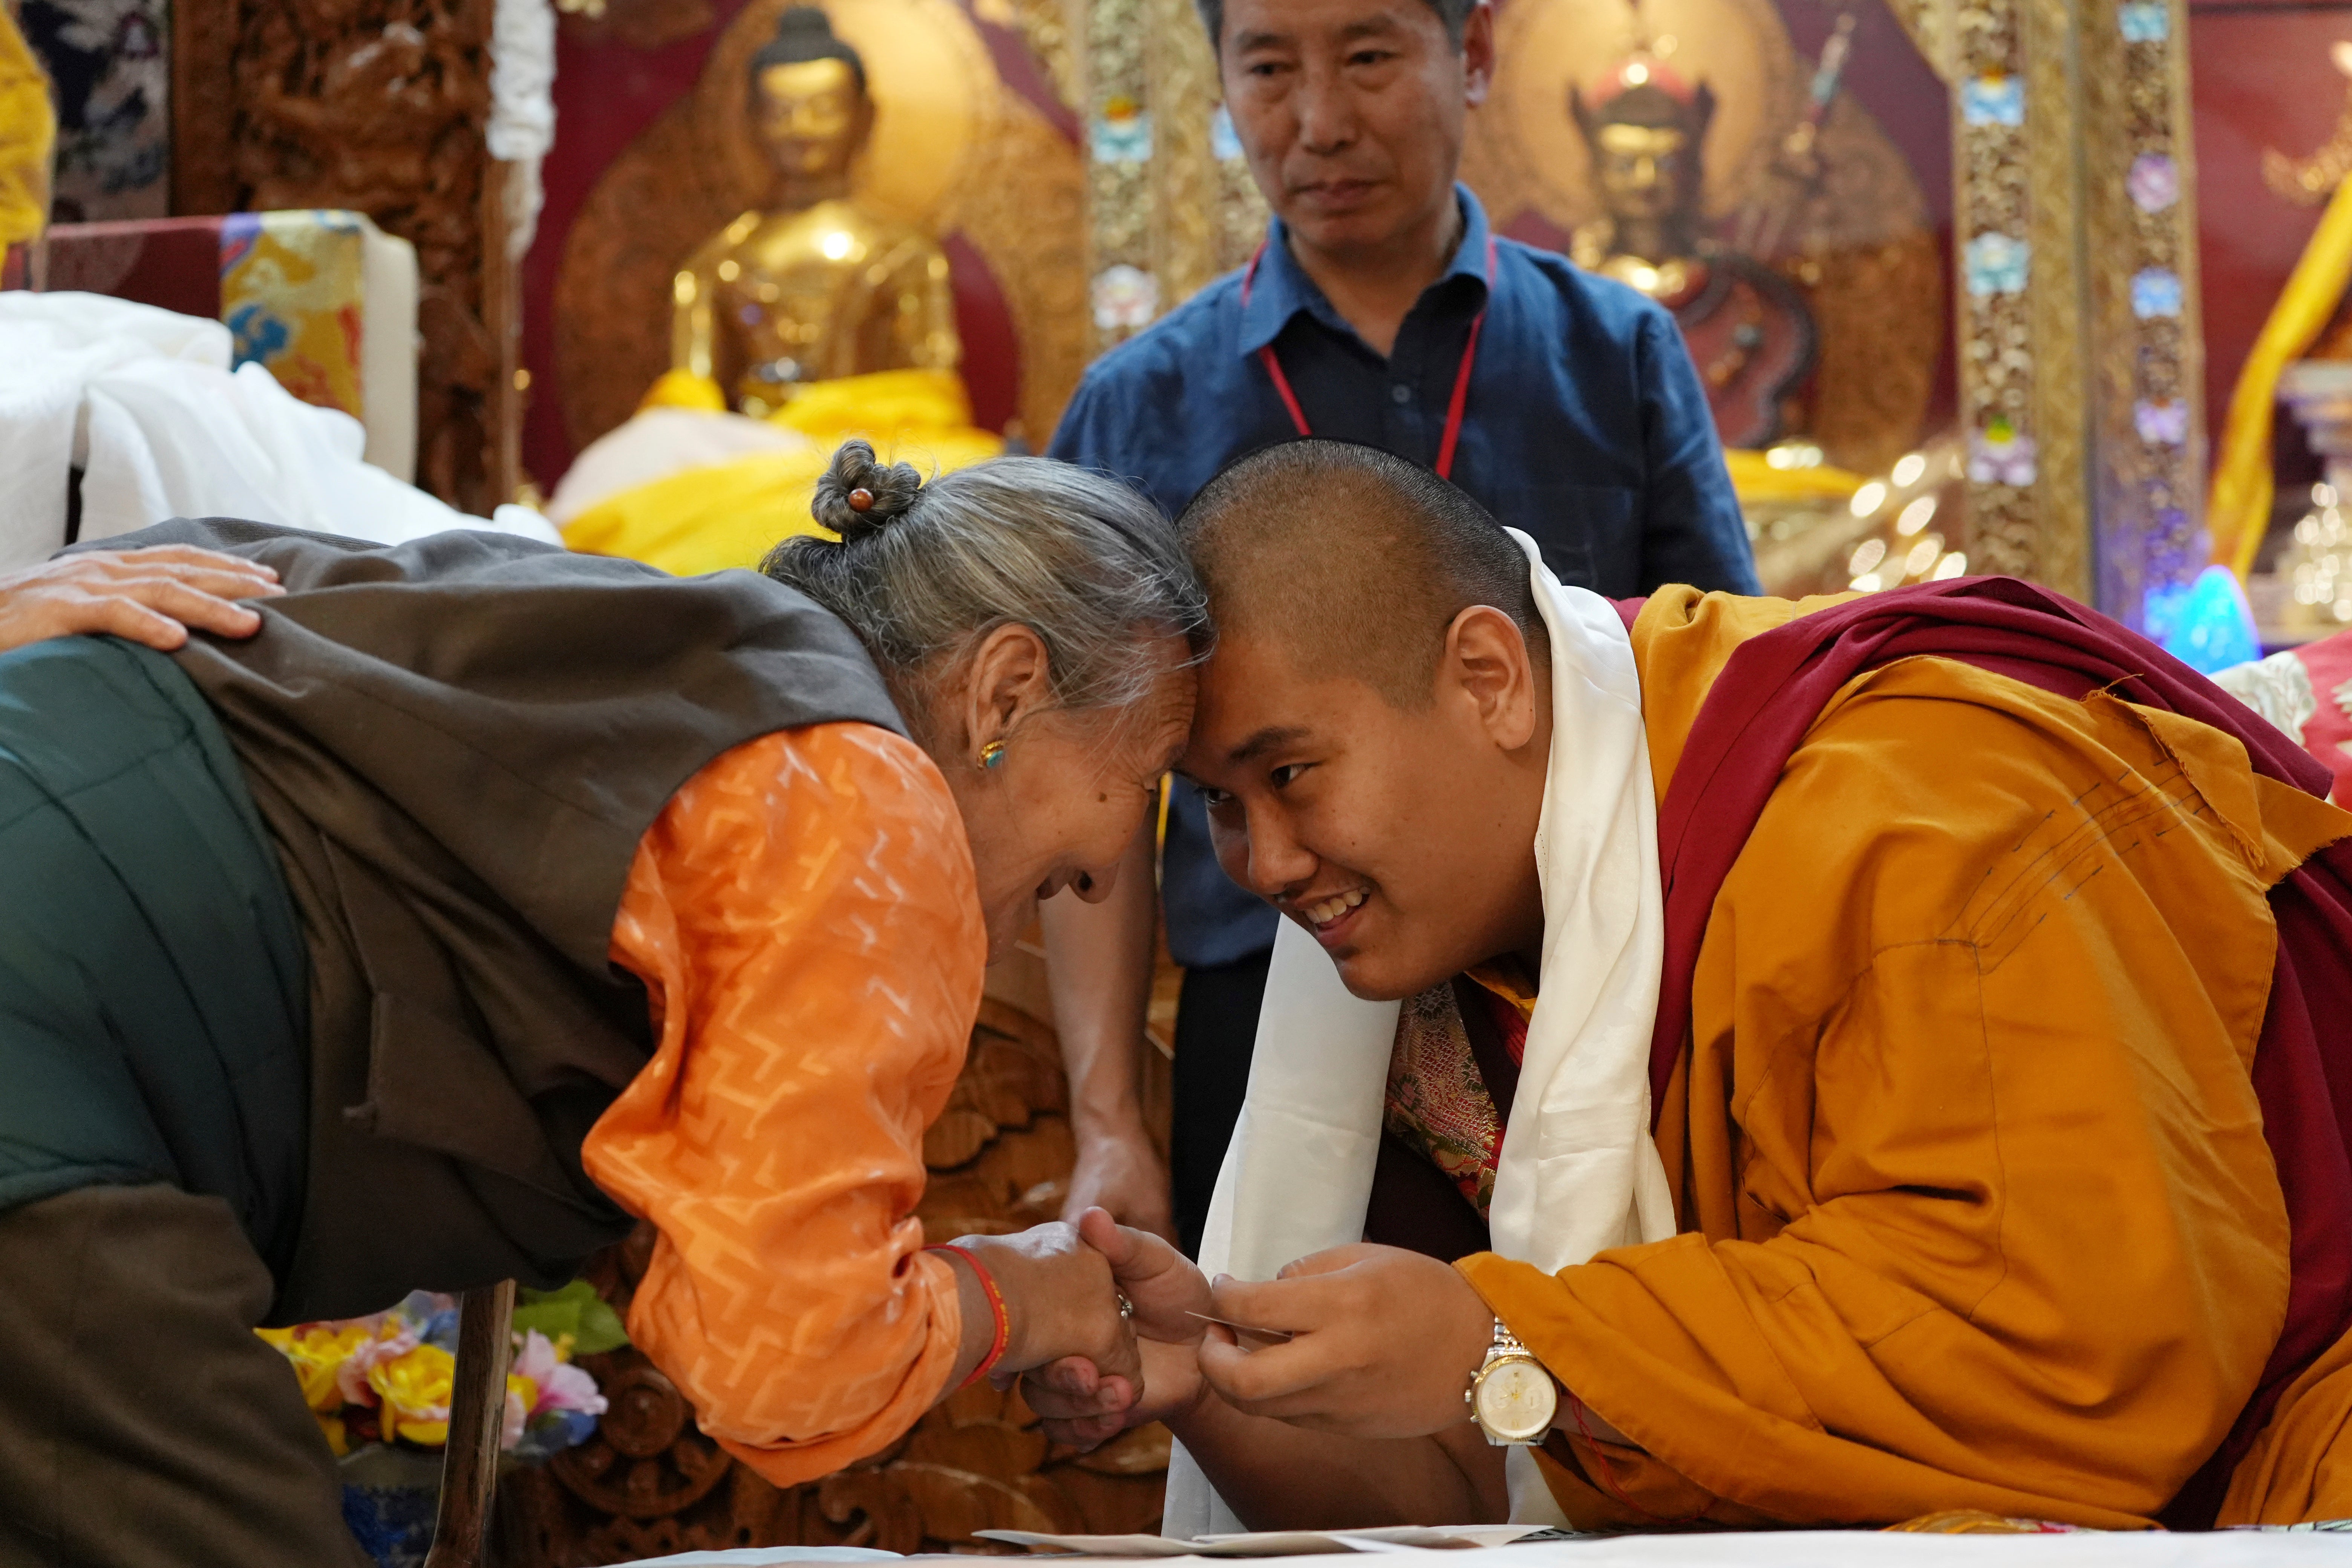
left=975, top=1527, right=1550, bottom=1557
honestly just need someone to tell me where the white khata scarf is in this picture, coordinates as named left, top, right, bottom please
left=1163, top=530, right=1678, bottom=1534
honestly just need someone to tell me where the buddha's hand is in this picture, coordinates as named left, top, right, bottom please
left=0, top=547, right=282, bottom=654
left=1194, top=1243, right=1494, bottom=1440
left=1023, top=1208, right=1211, bottom=1449
left=949, top=1222, right=1141, bottom=1405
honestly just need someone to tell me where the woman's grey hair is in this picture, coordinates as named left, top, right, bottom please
left=763, top=439, right=1211, bottom=743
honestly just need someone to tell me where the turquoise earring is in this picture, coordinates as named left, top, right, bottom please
left=980, top=741, right=1006, bottom=770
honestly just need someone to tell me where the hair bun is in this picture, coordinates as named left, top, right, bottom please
left=813, top=438, right=924, bottom=542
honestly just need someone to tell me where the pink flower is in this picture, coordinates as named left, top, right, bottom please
left=511, top=1330, right=608, bottom=1418
left=337, top=1322, right=421, bottom=1408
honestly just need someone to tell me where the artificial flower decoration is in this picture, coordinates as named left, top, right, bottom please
left=257, top=1323, right=373, bottom=1413
left=1091, top=98, right=1152, bottom=163
left=2118, top=1, right=2168, bottom=43
left=2135, top=399, right=2190, bottom=446
left=1968, top=415, right=2038, bottom=487
left=1964, top=233, right=2030, bottom=297
left=1092, top=264, right=1159, bottom=332
left=370, top=1343, right=457, bottom=1449
left=2128, top=152, right=2179, bottom=214
left=2131, top=268, right=2183, bottom=320
left=254, top=1286, right=613, bottom=1461
left=1960, top=72, right=2024, bottom=128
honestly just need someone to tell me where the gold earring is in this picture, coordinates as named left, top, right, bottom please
left=980, top=740, right=1006, bottom=770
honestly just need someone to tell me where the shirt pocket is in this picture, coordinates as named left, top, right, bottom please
left=1490, top=482, right=1638, bottom=595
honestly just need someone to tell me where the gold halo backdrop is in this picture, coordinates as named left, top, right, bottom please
left=554, top=0, right=1090, bottom=453
left=696, top=0, right=998, bottom=229
left=1475, top=0, right=1804, bottom=228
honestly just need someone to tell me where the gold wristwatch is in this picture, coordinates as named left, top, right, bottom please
left=1465, top=1318, right=1557, bottom=1446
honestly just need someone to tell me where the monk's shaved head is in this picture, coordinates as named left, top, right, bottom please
left=1177, top=440, right=1547, bottom=706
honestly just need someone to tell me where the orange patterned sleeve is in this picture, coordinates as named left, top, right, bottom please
left=580, top=721, right=988, bottom=1487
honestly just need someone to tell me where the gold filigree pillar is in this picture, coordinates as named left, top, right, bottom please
left=1943, top=0, right=2200, bottom=610
left=1084, top=0, right=1261, bottom=351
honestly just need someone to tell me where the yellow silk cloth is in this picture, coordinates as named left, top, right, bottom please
left=563, top=368, right=1004, bottom=578
left=0, top=5, right=54, bottom=250
left=1720, top=447, right=1867, bottom=507
left=2208, top=174, right=2352, bottom=579
left=1458, top=587, right=2352, bottom=1529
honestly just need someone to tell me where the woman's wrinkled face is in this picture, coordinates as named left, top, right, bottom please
left=937, top=632, right=1197, bottom=962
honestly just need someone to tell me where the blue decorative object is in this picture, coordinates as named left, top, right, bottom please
left=1211, top=105, right=1243, bottom=161
left=2119, top=0, right=2168, bottom=42
left=342, top=1482, right=436, bottom=1568
left=1961, top=73, right=2024, bottom=127
left=2131, top=268, right=2183, bottom=320
left=1091, top=108, right=1152, bottom=163
left=2145, top=565, right=2260, bottom=674
left=1964, top=232, right=2030, bottom=297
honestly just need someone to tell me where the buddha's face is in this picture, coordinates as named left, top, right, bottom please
left=753, top=58, right=871, bottom=184
left=1592, top=120, right=1694, bottom=222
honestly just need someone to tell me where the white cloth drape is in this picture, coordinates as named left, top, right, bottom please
left=1164, top=529, right=1678, bottom=1535
left=488, top=0, right=558, bottom=262
left=0, top=291, right=557, bottom=570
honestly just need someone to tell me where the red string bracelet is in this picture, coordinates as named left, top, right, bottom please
left=928, top=1243, right=1011, bottom=1390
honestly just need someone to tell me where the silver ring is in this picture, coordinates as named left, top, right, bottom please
left=1117, top=1291, right=1135, bottom=1321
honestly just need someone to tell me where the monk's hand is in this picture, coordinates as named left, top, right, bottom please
left=948, top=1222, right=1141, bottom=1407
left=1024, top=1207, right=1211, bottom=1448
left=0, top=547, right=281, bottom=654
left=1195, top=1243, right=1494, bottom=1439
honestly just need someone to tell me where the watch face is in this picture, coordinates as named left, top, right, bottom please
left=1475, top=1357, right=1557, bottom=1442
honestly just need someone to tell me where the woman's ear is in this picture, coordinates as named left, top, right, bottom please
left=959, top=623, right=1054, bottom=766
left=1441, top=606, right=1538, bottom=752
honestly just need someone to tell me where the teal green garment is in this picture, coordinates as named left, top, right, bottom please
left=0, top=636, right=308, bottom=1275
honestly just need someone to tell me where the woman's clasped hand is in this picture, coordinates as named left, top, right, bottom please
left=1020, top=1216, right=1499, bottom=1448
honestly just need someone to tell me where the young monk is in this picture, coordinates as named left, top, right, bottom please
left=1024, top=439, right=2352, bottom=1531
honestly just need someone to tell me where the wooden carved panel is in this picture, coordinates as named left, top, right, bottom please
left=496, top=998, right=1171, bottom=1565
left=172, top=0, right=520, bottom=516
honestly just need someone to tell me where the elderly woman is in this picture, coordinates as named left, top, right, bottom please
left=0, top=440, right=1205, bottom=1568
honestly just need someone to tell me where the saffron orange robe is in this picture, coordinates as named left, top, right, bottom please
left=582, top=723, right=986, bottom=1487
left=1458, top=589, right=2352, bottom=1529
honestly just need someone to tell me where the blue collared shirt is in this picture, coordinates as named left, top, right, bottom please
left=1049, top=185, right=1760, bottom=969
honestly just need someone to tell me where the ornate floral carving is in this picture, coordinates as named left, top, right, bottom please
left=495, top=999, right=1170, bottom=1565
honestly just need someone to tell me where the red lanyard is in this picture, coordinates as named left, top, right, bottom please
left=1239, top=234, right=1498, bottom=481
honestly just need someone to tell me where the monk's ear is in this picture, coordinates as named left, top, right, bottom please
left=1438, top=605, right=1538, bottom=751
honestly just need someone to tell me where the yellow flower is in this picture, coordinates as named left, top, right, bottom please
left=369, top=1343, right=456, bottom=1447
left=320, top=1415, right=351, bottom=1458
left=256, top=1323, right=373, bottom=1414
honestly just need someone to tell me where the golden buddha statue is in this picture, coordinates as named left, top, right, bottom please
left=589, top=4, right=999, bottom=577
left=668, top=6, right=961, bottom=418
left=1570, top=58, right=1816, bottom=450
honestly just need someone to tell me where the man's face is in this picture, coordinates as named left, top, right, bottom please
left=1181, top=623, right=1543, bottom=1001
left=1217, top=0, right=1492, bottom=259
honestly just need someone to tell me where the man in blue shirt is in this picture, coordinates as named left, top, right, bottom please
left=1041, top=0, right=1759, bottom=1254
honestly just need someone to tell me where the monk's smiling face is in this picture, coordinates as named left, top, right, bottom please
left=1181, top=605, right=1550, bottom=1001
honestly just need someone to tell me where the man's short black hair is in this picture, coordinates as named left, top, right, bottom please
left=1177, top=439, right=1545, bottom=707
left=1194, top=0, right=1477, bottom=54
